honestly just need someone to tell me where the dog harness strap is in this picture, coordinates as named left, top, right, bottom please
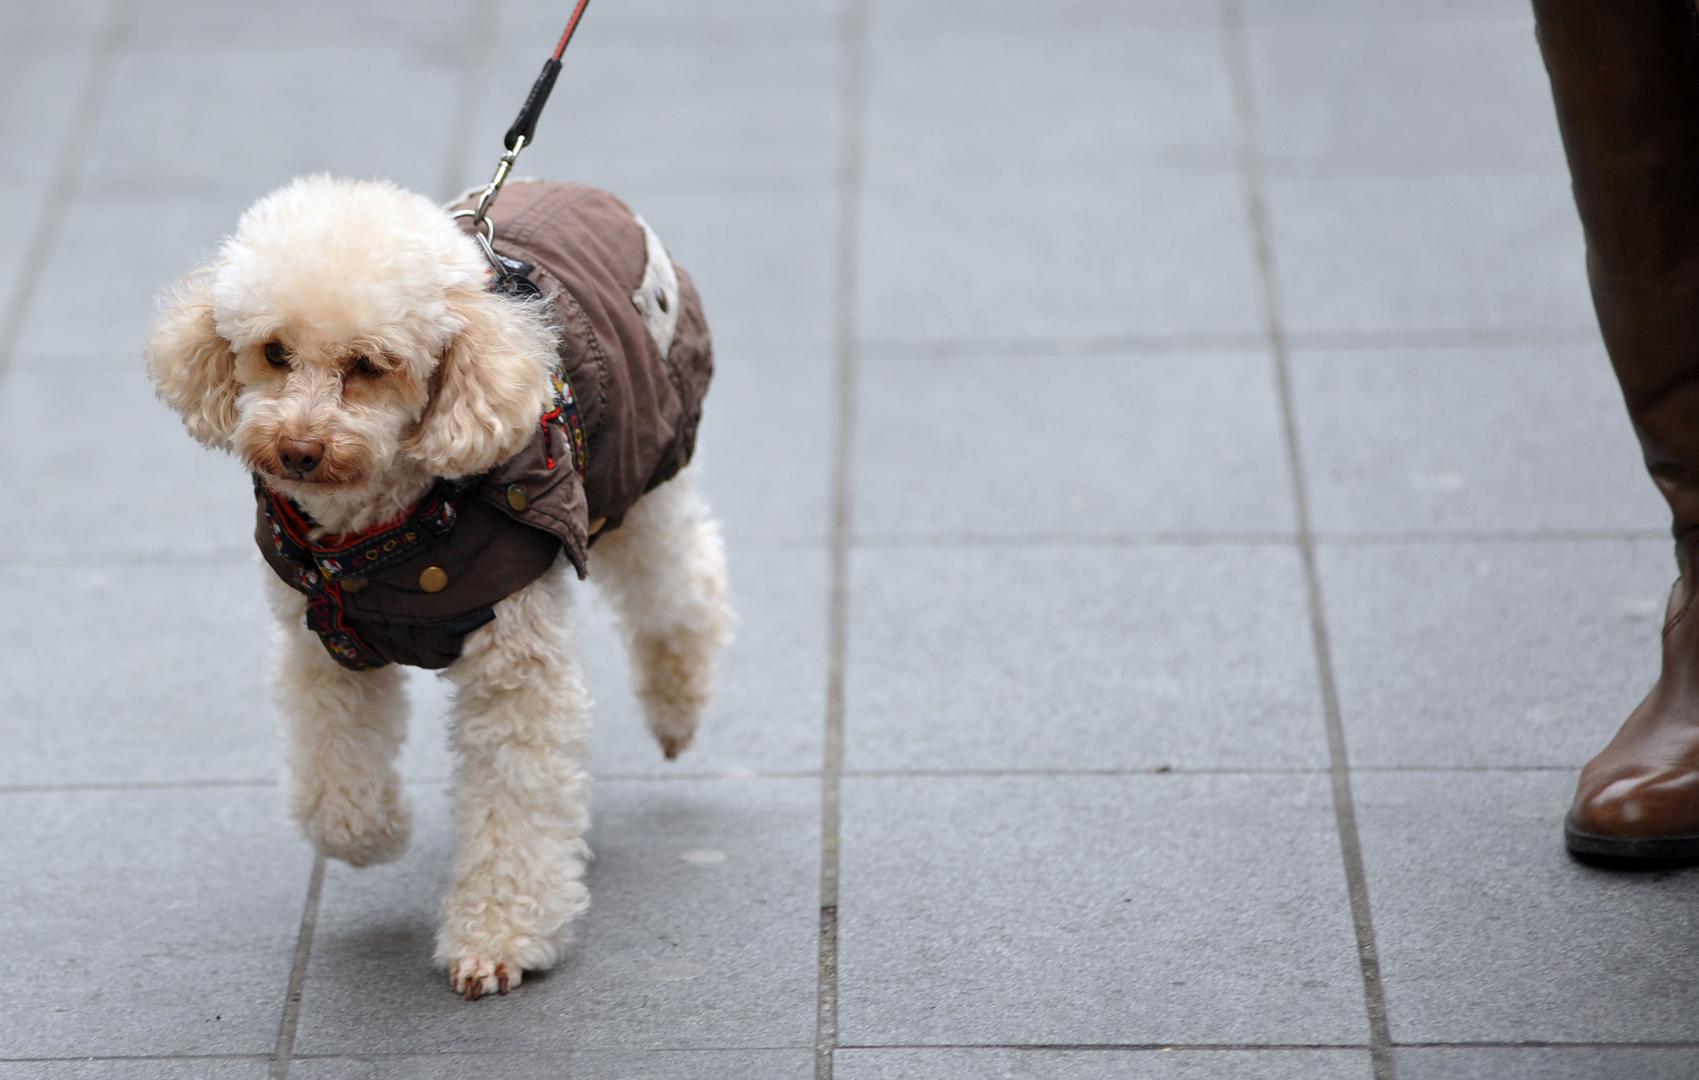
left=265, top=483, right=461, bottom=582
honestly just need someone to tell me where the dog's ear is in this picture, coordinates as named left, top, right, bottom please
left=409, top=285, right=556, bottom=479
left=146, top=269, right=239, bottom=451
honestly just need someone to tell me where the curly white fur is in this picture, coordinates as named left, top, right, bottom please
left=144, top=176, right=734, bottom=1000
left=436, top=560, right=592, bottom=998
left=592, top=478, right=733, bottom=759
left=267, top=574, right=413, bottom=868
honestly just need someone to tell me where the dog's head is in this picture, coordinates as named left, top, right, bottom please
left=146, top=176, right=556, bottom=500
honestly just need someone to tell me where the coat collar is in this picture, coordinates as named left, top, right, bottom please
left=257, top=476, right=461, bottom=583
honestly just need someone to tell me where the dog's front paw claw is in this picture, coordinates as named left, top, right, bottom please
left=450, top=956, right=521, bottom=1001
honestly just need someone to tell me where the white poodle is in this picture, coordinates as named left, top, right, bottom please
left=145, top=175, right=732, bottom=1000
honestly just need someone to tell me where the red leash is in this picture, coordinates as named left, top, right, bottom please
left=551, top=0, right=591, bottom=62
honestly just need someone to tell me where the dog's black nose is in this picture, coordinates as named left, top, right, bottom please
left=278, top=437, right=326, bottom=475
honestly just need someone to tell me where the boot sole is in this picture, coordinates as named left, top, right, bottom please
left=1565, top=818, right=1699, bottom=863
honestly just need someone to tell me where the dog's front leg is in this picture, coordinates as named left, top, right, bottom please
left=267, top=576, right=412, bottom=868
left=436, top=565, right=592, bottom=1000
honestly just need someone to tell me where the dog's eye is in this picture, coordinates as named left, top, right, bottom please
left=350, top=354, right=380, bottom=377
left=263, top=342, right=289, bottom=368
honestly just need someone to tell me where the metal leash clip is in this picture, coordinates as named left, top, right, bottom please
left=471, top=133, right=527, bottom=233
left=455, top=133, right=528, bottom=277
left=453, top=0, right=589, bottom=279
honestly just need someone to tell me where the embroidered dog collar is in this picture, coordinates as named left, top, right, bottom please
left=255, top=478, right=464, bottom=670
left=260, top=478, right=460, bottom=583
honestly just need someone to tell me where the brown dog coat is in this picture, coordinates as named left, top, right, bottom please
left=255, top=182, right=713, bottom=670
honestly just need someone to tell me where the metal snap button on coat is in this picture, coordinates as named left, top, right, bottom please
left=589, top=517, right=607, bottom=535
left=506, top=484, right=529, bottom=512
left=340, top=576, right=368, bottom=594
left=419, top=566, right=449, bottom=593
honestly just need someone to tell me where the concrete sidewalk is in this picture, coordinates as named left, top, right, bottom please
left=2, top=1, right=1694, bottom=1078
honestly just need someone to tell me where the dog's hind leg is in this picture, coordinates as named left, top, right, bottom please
left=436, top=564, right=592, bottom=1000
left=590, top=469, right=733, bottom=760
left=266, top=576, right=412, bottom=868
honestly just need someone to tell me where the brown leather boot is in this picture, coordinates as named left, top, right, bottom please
left=1536, top=0, right=1699, bottom=860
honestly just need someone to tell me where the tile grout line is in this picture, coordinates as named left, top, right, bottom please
left=0, top=0, right=128, bottom=385
left=857, top=325, right=1603, bottom=360
left=0, top=763, right=1596, bottom=797
left=848, top=528, right=1669, bottom=548
left=1222, top=3, right=1395, bottom=1078
left=18, top=1036, right=1699, bottom=1065
left=267, top=855, right=326, bottom=1080
left=817, top=1, right=870, bottom=1077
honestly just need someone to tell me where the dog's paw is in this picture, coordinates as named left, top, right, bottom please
left=449, top=955, right=522, bottom=1001
left=632, top=635, right=712, bottom=760
left=294, top=780, right=412, bottom=868
left=435, top=895, right=578, bottom=1002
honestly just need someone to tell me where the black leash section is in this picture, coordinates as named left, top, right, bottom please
left=506, top=0, right=591, bottom=151
left=455, top=0, right=592, bottom=275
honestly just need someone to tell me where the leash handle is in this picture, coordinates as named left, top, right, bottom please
left=504, top=59, right=561, bottom=152
left=504, top=0, right=590, bottom=152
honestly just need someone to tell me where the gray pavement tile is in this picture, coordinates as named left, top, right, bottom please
left=836, top=1048, right=1373, bottom=1080
left=0, top=1065, right=267, bottom=1080
left=293, top=778, right=818, bottom=1053
left=0, top=788, right=308, bottom=1057
left=1357, top=769, right=1699, bottom=1043
left=506, top=0, right=844, bottom=29
left=1247, top=18, right=1564, bottom=176
left=11, top=189, right=249, bottom=365
left=871, top=0, right=1218, bottom=30
left=396, top=545, right=827, bottom=781
left=290, top=1050, right=813, bottom=1079
left=0, top=182, right=53, bottom=321
left=693, top=341, right=833, bottom=546
left=852, top=349, right=1295, bottom=539
left=1395, top=1047, right=1699, bottom=1080
left=1291, top=345, right=1665, bottom=534
left=0, top=560, right=276, bottom=787
left=1243, top=0, right=1531, bottom=22
left=837, top=773, right=1364, bottom=1046
left=0, top=49, right=92, bottom=184
left=0, top=0, right=112, bottom=44
left=123, top=0, right=468, bottom=49
left=863, top=15, right=1238, bottom=180
left=1318, top=539, right=1669, bottom=769
left=844, top=544, right=1327, bottom=771
left=463, top=23, right=841, bottom=188
left=0, top=363, right=256, bottom=562
left=78, top=42, right=461, bottom=197
left=857, top=171, right=1264, bottom=342
left=1265, top=174, right=1593, bottom=336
